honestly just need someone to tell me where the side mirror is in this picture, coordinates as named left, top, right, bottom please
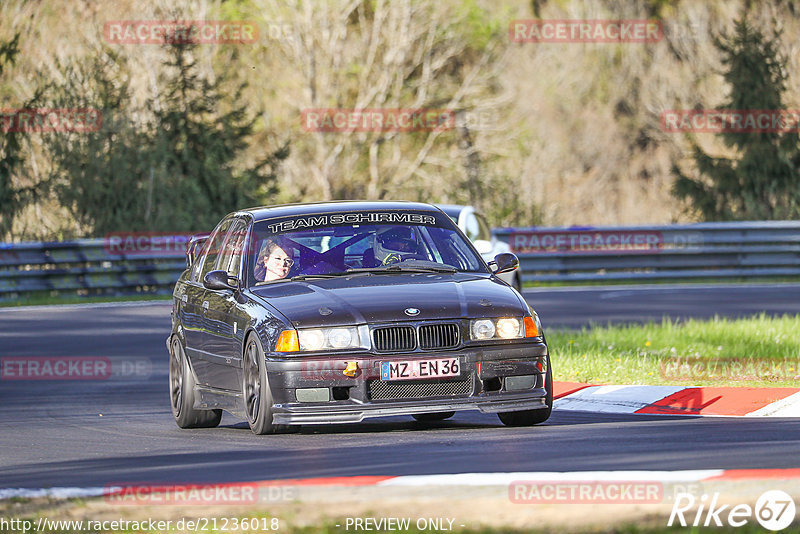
left=204, top=270, right=238, bottom=291
left=490, top=252, right=519, bottom=275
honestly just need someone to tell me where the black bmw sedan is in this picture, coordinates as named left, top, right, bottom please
left=168, top=201, right=552, bottom=434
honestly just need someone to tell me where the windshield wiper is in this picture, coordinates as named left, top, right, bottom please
left=289, top=273, right=344, bottom=280
left=253, top=277, right=293, bottom=286
left=254, top=273, right=345, bottom=285
left=346, top=265, right=457, bottom=274
left=290, top=271, right=381, bottom=280
left=254, top=266, right=456, bottom=286
left=255, top=272, right=373, bottom=286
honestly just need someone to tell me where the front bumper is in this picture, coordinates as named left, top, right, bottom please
left=264, top=342, right=549, bottom=425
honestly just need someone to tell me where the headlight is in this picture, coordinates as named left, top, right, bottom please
left=470, top=317, right=528, bottom=341
left=328, top=328, right=353, bottom=349
left=496, top=318, right=522, bottom=338
left=291, top=326, right=368, bottom=352
left=299, top=329, right=325, bottom=351
left=471, top=319, right=495, bottom=340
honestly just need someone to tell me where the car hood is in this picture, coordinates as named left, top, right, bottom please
left=249, top=273, right=526, bottom=327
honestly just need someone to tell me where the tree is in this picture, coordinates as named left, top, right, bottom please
left=0, top=34, right=43, bottom=239
left=146, top=43, right=288, bottom=232
left=673, top=15, right=800, bottom=220
left=264, top=0, right=507, bottom=208
left=44, top=48, right=153, bottom=234
left=44, top=43, right=288, bottom=235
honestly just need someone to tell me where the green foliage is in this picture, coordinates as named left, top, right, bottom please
left=481, top=175, right=544, bottom=228
left=0, top=33, right=42, bottom=239
left=457, top=0, right=506, bottom=51
left=643, top=0, right=676, bottom=18
left=0, top=33, right=21, bottom=237
left=43, top=44, right=289, bottom=235
left=145, top=43, right=288, bottom=231
left=673, top=15, right=800, bottom=221
left=44, top=48, right=152, bottom=234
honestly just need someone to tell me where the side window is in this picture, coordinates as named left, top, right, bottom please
left=198, top=218, right=234, bottom=282
left=475, top=213, right=492, bottom=242
left=219, top=219, right=249, bottom=279
left=464, top=213, right=480, bottom=241
left=190, top=239, right=207, bottom=282
left=431, top=228, right=472, bottom=270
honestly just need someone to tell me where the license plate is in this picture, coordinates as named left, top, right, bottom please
left=380, top=358, right=460, bottom=381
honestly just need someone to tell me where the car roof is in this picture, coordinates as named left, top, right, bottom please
left=240, top=200, right=444, bottom=222
left=433, top=204, right=468, bottom=219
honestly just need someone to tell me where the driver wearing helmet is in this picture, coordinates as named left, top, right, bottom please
left=373, top=226, right=422, bottom=265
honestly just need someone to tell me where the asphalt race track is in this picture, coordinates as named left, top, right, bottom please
left=1, top=284, right=799, bottom=490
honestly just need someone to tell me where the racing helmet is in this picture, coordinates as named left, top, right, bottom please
left=373, top=226, right=421, bottom=265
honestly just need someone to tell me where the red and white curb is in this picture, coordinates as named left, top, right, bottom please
left=4, top=469, right=800, bottom=500
left=553, top=382, right=800, bottom=417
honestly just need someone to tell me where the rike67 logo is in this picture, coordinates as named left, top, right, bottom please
left=669, top=490, right=796, bottom=531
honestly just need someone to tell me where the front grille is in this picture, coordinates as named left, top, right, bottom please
left=373, top=326, right=416, bottom=352
left=372, top=322, right=461, bottom=352
left=419, top=323, right=460, bottom=350
left=368, top=377, right=473, bottom=400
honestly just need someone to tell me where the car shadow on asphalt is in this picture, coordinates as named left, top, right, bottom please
left=221, top=418, right=500, bottom=435
left=217, top=410, right=700, bottom=436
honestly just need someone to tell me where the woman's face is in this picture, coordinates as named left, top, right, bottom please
left=264, top=245, right=292, bottom=280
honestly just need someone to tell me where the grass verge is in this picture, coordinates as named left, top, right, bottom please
left=0, top=504, right=791, bottom=534
left=523, top=277, right=800, bottom=288
left=549, top=313, right=800, bottom=387
left=0, top=293, right=171, bottom=308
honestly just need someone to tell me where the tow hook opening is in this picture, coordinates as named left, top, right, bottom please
left=332, top=386, right=351, bottom=401
left=483, top=377, right=502, bottom=392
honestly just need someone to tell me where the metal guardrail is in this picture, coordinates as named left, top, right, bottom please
left=0, top=221, right=799, bottom=299
left=0, top=239, right=186, bottom=298
left=495, top=221, right=800, bottom=283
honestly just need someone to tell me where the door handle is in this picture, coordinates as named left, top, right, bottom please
left=202, top=301, right=209, bottom=312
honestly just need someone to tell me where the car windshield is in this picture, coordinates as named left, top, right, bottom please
left=246, top=212, right=487, bottom=286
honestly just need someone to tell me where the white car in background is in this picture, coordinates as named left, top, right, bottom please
left=437, top=204, right=522, bottom=292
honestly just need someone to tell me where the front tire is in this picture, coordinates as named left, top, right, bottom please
left=498, top=356, right=553, bottom=427
left=170, top=337, right=222, bottom=429
left=243, top=335, right=292, bottom=434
